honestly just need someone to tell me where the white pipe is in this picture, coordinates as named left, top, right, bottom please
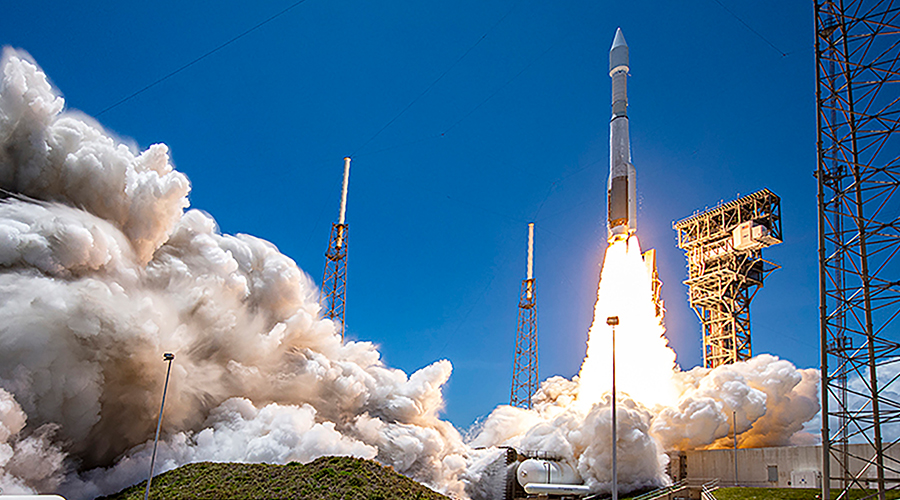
left=526, top=223, right=534, bottom=300
left=527, top=223, right=534, bottom=280
left=523, top=483, right=591, bottom=496
left=338, top=157, right=351, bottom=225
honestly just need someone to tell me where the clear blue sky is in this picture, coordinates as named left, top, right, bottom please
left=2, top=1, right=817, bottom=428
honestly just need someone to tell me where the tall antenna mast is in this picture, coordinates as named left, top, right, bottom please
left=511, top=223, right=538, bottom=409
left=323, top=157, right=351, bottom=339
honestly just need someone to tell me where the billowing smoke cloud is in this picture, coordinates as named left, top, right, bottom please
left=469, top=355, right=819, bottom=497
left=0, top=48, right=468, bottom=499
left=654, top=354, right=820, bottom=451
left=0, top=47, right=819, bottom=500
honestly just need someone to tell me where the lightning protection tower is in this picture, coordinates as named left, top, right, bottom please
left=673, top=189, right=782, bottom=369
left=511, top=223, right=538, bottom=409
left=815, top=3, right=900, bottom=499
left=322, top=157, right=351, bottom=340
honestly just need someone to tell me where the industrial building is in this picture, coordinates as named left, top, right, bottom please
left=669, top=444, right=900, bottom=490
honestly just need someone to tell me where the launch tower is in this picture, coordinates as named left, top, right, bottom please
left=815, top=2, right=900, bottom=498
left=510, top=223, right=538, bottom=409
left=322, top=157, right=351, bottom=340
left=673, top=189, right=782, bottom=368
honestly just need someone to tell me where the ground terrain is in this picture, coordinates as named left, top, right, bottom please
left=712, top=487, right=900, bottom=500
left=97, top=456, right=450, bottom=500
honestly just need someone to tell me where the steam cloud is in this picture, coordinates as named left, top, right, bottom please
left=0, top=48, right=818, bottom=500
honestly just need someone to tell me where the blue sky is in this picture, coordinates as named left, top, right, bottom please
left=2, top=1, right=818, bottom=428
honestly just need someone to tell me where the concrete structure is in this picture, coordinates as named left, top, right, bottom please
left=669, top=444, right=900, bottom=489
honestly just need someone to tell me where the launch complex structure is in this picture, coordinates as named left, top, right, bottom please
left=318, top=6, right=900, bottom=497
left=673, top=190, right=783, bottom=369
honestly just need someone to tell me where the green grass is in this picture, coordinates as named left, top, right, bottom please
left=97, top=456, right=450, bottom=500
left=713, top=487, right=900, bottom=500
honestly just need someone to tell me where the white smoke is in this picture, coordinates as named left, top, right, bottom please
left=469, top=356, right=819, bottom=496
left=654, top=354, right=820, bottom=450
left=0, top=47, right=819, bottom=500
left=0, top=48, right=468, bottom=499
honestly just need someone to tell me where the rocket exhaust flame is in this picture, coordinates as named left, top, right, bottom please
left=578, top=237, right=677, bottom=408
left=0, top=46, right=819, bottom=500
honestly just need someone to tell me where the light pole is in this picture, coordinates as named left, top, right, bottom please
left=607, top=316, right=619, bottom=500
left=144, top=353, right=175, bottom=500
left=733, top=410, right=738, bottom=487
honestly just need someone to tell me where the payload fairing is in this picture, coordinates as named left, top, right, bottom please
left=607, top=27, right=636, bottom=243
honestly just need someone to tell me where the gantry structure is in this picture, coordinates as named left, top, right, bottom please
left=673, top=189, right=782, bottom=369
left=643, top=248, right=666, bottom=322
left=511, top=223, right=539, bottom=409
left=815, top=2, right=900, bottom=498
left=323, top=157, right=351, bottom=340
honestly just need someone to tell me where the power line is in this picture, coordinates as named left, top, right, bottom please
left=354, top=134, right=443, bottom=158
left=441, top=33, right=569, bottom=136
left=97, top=0, right=310, bottom=116
left=710, top=0, right=787, bottom=57
left=350, top=0, right=521, bottom=157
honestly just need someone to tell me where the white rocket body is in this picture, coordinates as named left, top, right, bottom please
left=607, top=27, right=637, bottom=243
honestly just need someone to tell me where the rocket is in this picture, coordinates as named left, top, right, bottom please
left=607, top=27, right=637, bottom=243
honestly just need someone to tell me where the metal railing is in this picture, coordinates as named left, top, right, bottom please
left=629, top=480, right=688, bottom=500
left=583, top=478, right=720, bottom=500
left=700, top=478, right=719, bottom=500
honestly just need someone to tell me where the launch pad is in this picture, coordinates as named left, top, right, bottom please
left=673, top=189, right=782, bottom=369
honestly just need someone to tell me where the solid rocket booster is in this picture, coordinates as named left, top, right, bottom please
left=607, top=27, right=637, bottom=243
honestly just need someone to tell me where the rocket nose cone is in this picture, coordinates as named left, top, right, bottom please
left=611, top=27, right=627, bottom=51
left=609, top=27, right=629, bottom=72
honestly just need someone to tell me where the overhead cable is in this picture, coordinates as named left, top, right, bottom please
left=97, top=0, right=311, bottom=116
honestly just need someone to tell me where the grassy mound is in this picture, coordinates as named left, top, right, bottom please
left=97, top=455, right=450, bottom=500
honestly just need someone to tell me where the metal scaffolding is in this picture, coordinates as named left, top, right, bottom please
left=511, top=223, right=539, bottom=409
left=815, top=2, right=900, bottom=498
left=322, top=222, right=348, bottom=339
left=323, top=158, right=351, bottom=340
left=673, top=189, right=782, bottom=369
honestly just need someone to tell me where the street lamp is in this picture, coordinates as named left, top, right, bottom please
left=144, top=353, right=175, bottom=500
left=607, top=316, right=619, bottom=500
left=733, top=410, right=738, bottom=487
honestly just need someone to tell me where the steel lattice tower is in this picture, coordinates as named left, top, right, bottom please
left=673, top=190, right=782, bottom=369
left=323, top=157, right=351, bottom=340
left=815, top=2, right=900, bottom=498
left=511, top=223, right=538, bottom=409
